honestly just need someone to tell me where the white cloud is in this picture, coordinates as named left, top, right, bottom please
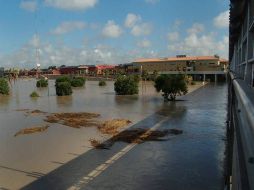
left=44, top=0, right=98, bottom=11
left=20, top=0, right=37, bottom=12
left=125, top=13, right=141, bottom=28
left=213, top=10, right=229, bottom=28
left=167, top=20, right=228, bottom=58
left=50, top=21, right=86, bottom=35
left=102, top=20, right=123, bottom=38
left=131, top=23, right=152, bottom=36
left=168, top=32, right=229, bottom=59
left=137, top=39, right=151, bottom=48
left=124, top=13, right=152, bottom=37
left=145, top=0, right=160, bottom=4
left=168, top=32, right=179, bottom=41
left=187, top=23, right=204, bottom=34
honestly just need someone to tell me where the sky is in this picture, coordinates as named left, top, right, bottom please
left=0, top=0, right=229, bottom=68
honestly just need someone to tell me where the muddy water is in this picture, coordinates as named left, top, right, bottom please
left=0, top=79, right=226, bottom=189
left=0, top=79, right=167, bottom=189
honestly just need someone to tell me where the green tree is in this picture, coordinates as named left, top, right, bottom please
left=56, top=76, right=71, bottom=83
left=71, top=77, right=85, bottom=87
left=154, top=74, right=188, bottom=101
left=0, top=78, right=9, bottom=95
left=56, top=82, right=72, bottom=96
left=30, top=91, right=39, bottom=97
left=99, top=80, right=106, bottom=86
left=55, top=76, right=72, bottom=96
left=114, top=75, right=139, bottom=95
left=142, top=70, right=149, bottom=80
left=36, top=79, right=48, bottom=88
left=152, top=70, right=158, bottom=81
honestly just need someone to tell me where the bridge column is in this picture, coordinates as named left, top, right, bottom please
left=203, top=74, right=206, bottom=82
left=215, top=74, right=218, bottom=83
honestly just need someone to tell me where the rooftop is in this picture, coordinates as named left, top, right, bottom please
left=134, top=56, right=228, bottom=63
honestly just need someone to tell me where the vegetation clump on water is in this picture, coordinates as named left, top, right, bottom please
left=30, top=91, right=39, bottom=98
left=155, top=74, right=188, bottom=101
left=71, top=77, right=86, bottom=87
left=98, top=80, right=106, bottom=86
left=55, top=76, right=72, bottom=96
left=114, top=75, right=139, bottom=95
left=36, top=79, right=48, bottom=88
left=14, top=125, right=49, bottom=137
left=0, top=78, right=9, bottom=95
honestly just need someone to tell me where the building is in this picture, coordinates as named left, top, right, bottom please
left=132, top=55, right=228, bottom=82
left=0, top=67, right=4, bottom=77
left=88, top=65, right=116, bottom=75
left=59, top=65, right=88, bottom=75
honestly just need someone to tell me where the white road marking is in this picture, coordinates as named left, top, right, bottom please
left=67, top=118, right=167, bottom=190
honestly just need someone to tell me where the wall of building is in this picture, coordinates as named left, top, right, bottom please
left=133, top=59, right=225, bottom=73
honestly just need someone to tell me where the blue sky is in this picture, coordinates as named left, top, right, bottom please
left=0, top=0, right=229, bottom=68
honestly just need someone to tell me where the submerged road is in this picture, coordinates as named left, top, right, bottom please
left=21, top=83, right=227, bottom=190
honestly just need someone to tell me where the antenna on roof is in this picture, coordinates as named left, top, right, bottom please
left=34, top=3, right=40, bottom=78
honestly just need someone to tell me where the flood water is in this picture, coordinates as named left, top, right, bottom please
left=0, top=79, right=227, bottom=190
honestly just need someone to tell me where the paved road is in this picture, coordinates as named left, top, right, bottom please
left=22, top=84, right=227, bottom=190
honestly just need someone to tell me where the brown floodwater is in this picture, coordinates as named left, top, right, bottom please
left=0, top=79, right=172, bottom=189
left=0, top=79, right=226, bottom=190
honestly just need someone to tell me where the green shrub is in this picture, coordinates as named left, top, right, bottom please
left=114, top=75, right=138, bottom=95
left=56, top=76, right=71, bottom=84
left=99, top=80, right=106, bottom=86
left=155, top=74, right=188, bottom=101
left=56, top=82, right=72, bottom=96
left=30, top=91, right=39, bottom=97
left=36, top=79, right=48, bottom=88
left=71, top=77, right=85, bottom=87
left=0, top=78, right=9, bottom=95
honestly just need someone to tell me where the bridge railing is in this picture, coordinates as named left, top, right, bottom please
left=227, top=72, right=254, bottom=190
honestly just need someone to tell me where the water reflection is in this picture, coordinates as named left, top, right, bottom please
left=114, top=95, right=139, bottom=105
left=0, top=95, right=10, bottom=107
left=56, top=96, right=73, bottom=107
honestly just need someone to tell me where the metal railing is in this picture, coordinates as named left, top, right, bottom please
left=226, top=72, right=254, bottom=190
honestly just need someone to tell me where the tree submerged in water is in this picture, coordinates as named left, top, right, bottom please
left=154, top=74, right=188, bottom=101
left=114, top=75, right=138, bottom=95
left=0, top=78, right=9, bottom=95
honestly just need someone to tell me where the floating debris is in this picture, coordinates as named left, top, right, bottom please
left=15, top=109, right=30, bottom=112
left=44, top=112, right=101, bottom=128
left=15, top=109, right=47, bottom=116
left=90, top=128, right=183, bottom=149
left=89, top=139, right=109, bottom=149
left=14, top=125, right=50, bottom=137
left=27, top=109, right=47, bottom=116
left=98, top=119, right=132, bottom=135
